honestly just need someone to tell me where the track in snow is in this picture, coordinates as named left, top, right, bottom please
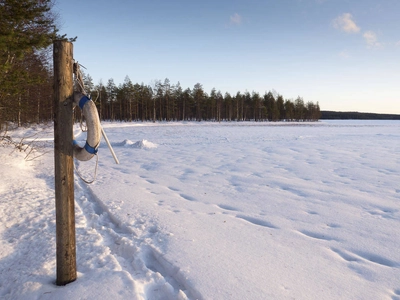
left=73, top=175, right=198, bottom=300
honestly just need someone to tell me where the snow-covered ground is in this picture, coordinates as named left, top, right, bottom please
left=1, top=120, right=400, bottom=300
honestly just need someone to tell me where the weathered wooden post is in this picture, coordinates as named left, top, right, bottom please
left=53, top=40, right=77, bottom=285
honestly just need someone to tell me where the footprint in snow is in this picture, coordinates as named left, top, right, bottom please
left=167, top=186, right=180, bottom=192
left=179, top=194, right=197, bottom=202
left=236, top=215, right=278, bottom=229
left=298, top=230, right=337, bottom=241
left=392, top=289, right=400, bottom=300
left=353, top=250, right=399, bottom=268
left=330, top=247, right=398, bottom=268
left=217, top=204, right=239, bottom=212
left=330, top=248, right=360, bottom=262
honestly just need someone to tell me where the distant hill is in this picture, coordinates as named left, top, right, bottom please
left=320, top=111, right=400, bottom=120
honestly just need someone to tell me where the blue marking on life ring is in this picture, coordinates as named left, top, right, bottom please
left=79, top=95, right=91, bottom=110
left=84, top=141, right=98, bottom=154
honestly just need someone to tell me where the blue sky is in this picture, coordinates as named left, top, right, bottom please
left=56, top=0, right=400, bottom=114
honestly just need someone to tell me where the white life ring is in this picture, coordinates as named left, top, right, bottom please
left=73, top=92, right=101, bottom=161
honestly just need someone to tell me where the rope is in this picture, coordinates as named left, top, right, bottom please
left=72, top=61, right=101, bottom=130
left=73, top=61, right=87, bottom=95
left=92, top=89, right=100, bottom=103
left=73, top=61, right=99, bottom=102
left=73, top=153, right=99, bottom=184
left=72, top=61, right=87, bottom=131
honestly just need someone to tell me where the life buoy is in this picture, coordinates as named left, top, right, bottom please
left=73, top=92, right=101, bottom=161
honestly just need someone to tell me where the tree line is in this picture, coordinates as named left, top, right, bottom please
left=80, top=76, right=321, bottom=123
left=0, top=0, right=320, bottom=130
left=320, top=111, right=400, bottom=120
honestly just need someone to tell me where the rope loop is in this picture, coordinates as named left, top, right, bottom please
left=74, top=154, right=99, bottom=184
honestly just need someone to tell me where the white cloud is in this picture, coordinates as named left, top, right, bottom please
left=395, top=41, right=400, bottom=47
left=363, top=31, right=381, bottom=48
left=230, top=13, right=242, bottom=25
left=332, top=13, right=360, bottom=33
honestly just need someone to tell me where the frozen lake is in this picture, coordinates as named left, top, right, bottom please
left=1, top=120, right=399, bottom=299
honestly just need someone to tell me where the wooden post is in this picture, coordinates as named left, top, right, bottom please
left=53, top=40, right=77, bottom=285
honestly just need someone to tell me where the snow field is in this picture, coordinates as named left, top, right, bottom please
left=1, top=120, right=400, bottom=299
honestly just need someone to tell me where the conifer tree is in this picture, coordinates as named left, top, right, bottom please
left=0, top=0, right=67, bottom=127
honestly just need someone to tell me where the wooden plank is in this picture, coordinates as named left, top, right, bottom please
left=53, top=40, right=77, bottom=285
